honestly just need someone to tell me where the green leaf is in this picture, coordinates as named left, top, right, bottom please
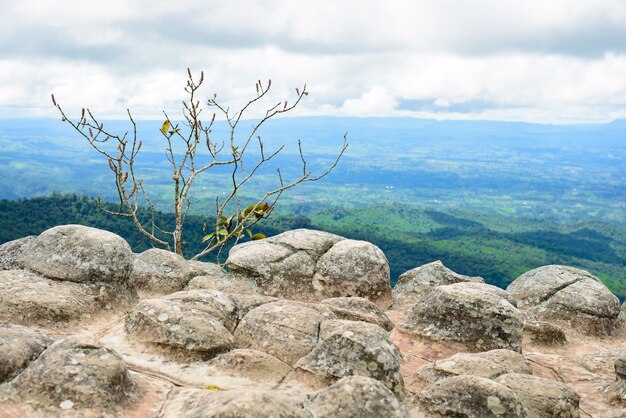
left=160, top=120, right=171, bottom=135
left=201, top=232, right=215, bottom=243
left=243, top=204, right=257, bottom=217
left=251, top=233, right=266, bottom=240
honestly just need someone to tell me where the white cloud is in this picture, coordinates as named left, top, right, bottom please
left=1, top=0, right=626, bottom=122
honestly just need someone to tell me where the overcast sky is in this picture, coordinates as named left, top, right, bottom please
left=2, top=0, right=626, bottom=123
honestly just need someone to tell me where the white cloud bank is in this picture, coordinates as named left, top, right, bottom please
left=2, top=0, right=626, bottom=123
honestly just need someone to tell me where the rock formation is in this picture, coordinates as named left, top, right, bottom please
left=0, top=225, right=624, bottom=417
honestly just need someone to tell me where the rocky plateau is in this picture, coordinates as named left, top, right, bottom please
left=0, top=224, right=625, bottom=417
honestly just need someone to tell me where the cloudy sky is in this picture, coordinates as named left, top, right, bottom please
left=2, top=0, right=626, bottom=123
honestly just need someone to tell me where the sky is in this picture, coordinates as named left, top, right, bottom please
left=2, top=0, right=626, bottom=123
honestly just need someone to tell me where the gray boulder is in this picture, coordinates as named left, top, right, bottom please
left=414, top=375, right=527, bottom=417
left=507, top=265, right=620, bottom=335
left=416, top=349, right=532, bottom=386
left=207, top=349, right=292, bottom=386
left=0, top=322, right=52, bottom=382
left=130, top=248, right=194, bottom=295
left=0, top=270, right=135, bottom=326
left=234, top=300, right=337, bottom=365
left=166, top=389, right=309, bottom=417
left=10, top=336, right=135, bottom=411
left=19, top=225, right=133, bottom=284
left=125, top=291, right=236, bottom=358
left=320, top=296, right=394, bottom=331
left=393, top=260, right=484, bottom=308
left=309, top=376, right=410, bottom=418
left=523, top=319, right=567, bottom=345
left=399, top=282, right=524, bottom=352
left=186, top=273, right=258, bottom=294
left=0, top=236, right=34, bottom=270
left=293, top=319, right=404, bottom=398
left=496, top=373, right=580, bottom=417
left=227, top=229, right=392, bottom=308
left=611, top=356, right=626, bottom=402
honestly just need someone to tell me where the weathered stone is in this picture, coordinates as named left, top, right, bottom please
left=130, top=248, right=194, bottom=295
left=161, top=290, right=239, bottom=332
left=292, top=319, right=404, bottom=398
left=611, top=357, right=626, bottom=402
left=186, top=273, right=258, bottom=294
left=207, top=349, right=292, bottom=385
left=496, top=373, right=580, bottom=417
left=19, top=225, right=133, bottom=284
left=234, top=300, right=336, bottom=365
left=0, top=236, right=34, bottom=270
left=524, top=319, right=567, bottom=345
left=166, top=388, right=309, bottom=417
left=507, top=265, right=620, bottom=335
left=393, top=260, right=484, bottom=308
left=416, top=349, right=532, bottom=386
left=10, top=336, right=135, bottom=410
left=309, top=376, right=409, bottom=418
left=227, top=229, right=392, bottom=308
left=320, top=296, right=394, bottom=331
left=399, top=282, right=524, bottom=352
left=314, top=239, right=392, bottom=308
left=0, top=322, right=52, bottom=382
left=0, top=270, right=135, bottom=326
left=228, top=293, right=278, bottom=321
left=125, top=293, right=236, bottom=358
left=415, top=375, right=527, bottom=417
left=188, top=260, right=228, bottom=278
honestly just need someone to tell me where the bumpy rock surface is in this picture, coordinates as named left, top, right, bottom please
left=399, top=282, right=524, bottom=352
left=10, top=336, right=135, bottom=410
left=507, top=265, right=620, bottom=335
left=207, top=349, right=292, bottom=385
left=415, top=375, right=527, bottom=417
left=234, top=300, right=337, bottom=365
left=19, top=225, right=133, bottom=284
left=130, top=248, right=194, bottom=294
left=126, top=290, right=236, bottom=358
left=320, top=296, right=394, bottom=331
left=309, top=376, right=409, bottom=418
left=166, top=389, right=309, bottom=418
left=0, top=270, right=103, bottom=325
left=415, top=349, right=531, bottom=387
left=0, top=322, right=52, bottom=382
left=523, top=319, right=567, bottom=345
left=610, top=357, right=626, bottom=402
left=496, top=373, right=580, bottom=417
left=227, top=229, right=392, bottom=308
left=293, top=319, right=404, bottom=398
left=186, top=273, right=258, bottom=294
left=393, top=260, right=484, bottom=308
left=0, top=236, right=34, bottom=270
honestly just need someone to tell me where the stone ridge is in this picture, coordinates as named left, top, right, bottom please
left=0, top=225, right=623, bottom=417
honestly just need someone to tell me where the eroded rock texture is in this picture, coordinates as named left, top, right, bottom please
left=309, top=376, right=410, bottom=418
left=0, top=322, right=52, bottom=382
left=10, top=336, right=135, bottom=411
left=227, top=229, right=392, bottom=308
left=233, top=300, right=337, bottom=365
left=399, top=282, right=524, bottom=352
left=293, top=319, right=404, bottom=398
left=392, top=260, right=484, bottom=308
left=414, top=375, right=527, bottom=417
left=20, top=224, right=133, bottom=284
left=507, top=265, right=620, bottom=335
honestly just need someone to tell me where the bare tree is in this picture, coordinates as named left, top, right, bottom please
left=51, top=69, right=347, bottom=262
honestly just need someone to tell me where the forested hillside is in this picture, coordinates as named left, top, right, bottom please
left=1, top=194, right=624, bottom=299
